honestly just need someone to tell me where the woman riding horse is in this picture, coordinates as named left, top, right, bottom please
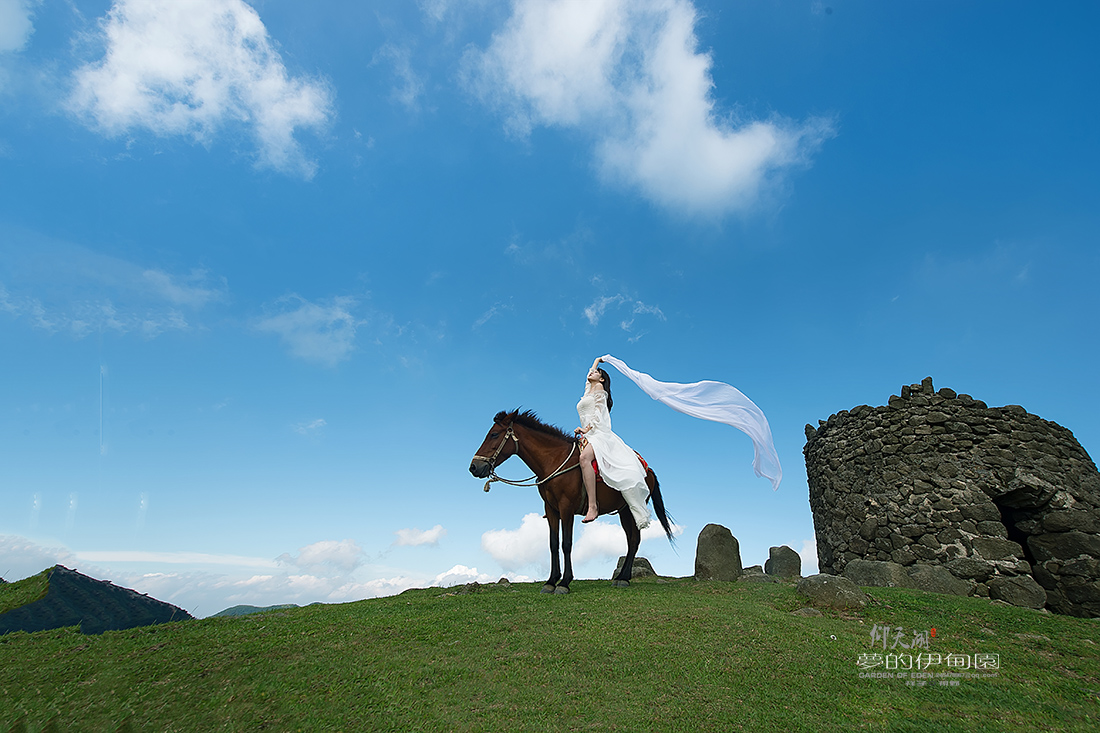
left=576, top=357, right=651, bottom=529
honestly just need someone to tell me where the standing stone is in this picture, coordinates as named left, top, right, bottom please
left=765, top=545, right=802, bottom=577
left=694, top=523, right=742, bottom=581
left=613, top=556, right=656, bottom=579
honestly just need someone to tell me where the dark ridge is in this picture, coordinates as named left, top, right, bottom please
left=0, top=565, right=193, bottom=635
left=494, top=408, right=574, bottom=444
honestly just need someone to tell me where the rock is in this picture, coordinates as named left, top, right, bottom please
left=743, top=565, right=764, bottom=574
left=970, top=537, right=1025, bottom=561
left=765, top=546, right=802, bottom=577
left=739, top=573, right=779, bottom=584
left=614, top=556, right=656, bottom=579
left=1028, top=532, right=1100, bottom=563
left=694, top=524, right=742, bottom=581
left=497, top=577, right=511, bottom=586
left=842, top=559, right=913, bottom=588
left=945, top=557, right=996, bottom=582
left=988, top=576, right=1047, bottom=609
left=790, top=607, right=823, bottom=617
left=796, top=574, right=869, bottom=610
left=906, top=564, right=972, bottom=596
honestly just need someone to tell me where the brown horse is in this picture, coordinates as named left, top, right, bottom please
left=470, top=409, right=673, bottom=594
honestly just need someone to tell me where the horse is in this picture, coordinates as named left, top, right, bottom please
left=469, top=409, right=674, bottom=594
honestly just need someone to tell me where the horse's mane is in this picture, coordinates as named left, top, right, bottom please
left=494, top=409, right=574, bottom=443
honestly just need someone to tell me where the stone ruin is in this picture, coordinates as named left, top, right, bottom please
left=804, top=377, right=1100, bottom=617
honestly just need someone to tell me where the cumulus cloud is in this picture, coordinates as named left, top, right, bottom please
left=481, top=512, right=682, bottom=572
left=276, top=539, right=365, bottom=574
left=68, top=0, right=333, bottom=177
left=394, top=525, right=447, bottom=547
left=466, top=0, right=833, bottom=214
left=481, top=512, right=548, bottom=571
left=256, top=294, right=361, bottom=366
left=0, top=0, right=37, bottom=53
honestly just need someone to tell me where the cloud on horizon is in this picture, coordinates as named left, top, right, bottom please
left=465, top=0, right=833, bottom=215
left=68, top=0, right=333, bottom=177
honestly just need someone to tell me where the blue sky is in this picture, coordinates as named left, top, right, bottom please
left=1, top=0, right=1098, bottom=617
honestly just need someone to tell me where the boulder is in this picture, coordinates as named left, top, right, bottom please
left=614, top=556, right=656, bottom=579
left=988, top=575, right=1047, bottom=610
left=842, top=559, right=913, bottom=588
left=796, top=574, right=869, bottom=610
left=765, top=545, right=802, bottom=578
left=906, top=564, right=972, bottom=596
left=694, top=524, right=742, bottom=581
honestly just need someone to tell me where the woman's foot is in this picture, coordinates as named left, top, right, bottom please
left=582, top=505, right=599, bottom=523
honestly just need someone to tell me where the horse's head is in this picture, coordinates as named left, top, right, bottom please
left=469, top=410, right=520, bottom=478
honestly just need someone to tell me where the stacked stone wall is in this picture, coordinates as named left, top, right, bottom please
left=804, top=377, right=1100, bottom=617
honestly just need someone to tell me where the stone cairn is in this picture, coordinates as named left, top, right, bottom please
left=804, top=377, right=1100, bottom=617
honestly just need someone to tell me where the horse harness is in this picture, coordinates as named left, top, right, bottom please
left=475, top=422, right=580, bottom=492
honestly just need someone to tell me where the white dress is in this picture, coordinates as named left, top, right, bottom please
left=577, top=390, right=651, bottom=529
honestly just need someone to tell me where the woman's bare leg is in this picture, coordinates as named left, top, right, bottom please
left=580, top=443, right=599, bottom=522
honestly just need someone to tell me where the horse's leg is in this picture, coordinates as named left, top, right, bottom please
left=612, top=509, right=641, bottom=588
left=543, top=506, right=561, bottom=594
left=555, top=507, right=575, bottom=595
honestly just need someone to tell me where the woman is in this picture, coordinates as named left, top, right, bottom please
left=575, top=356, right=652, bottom=530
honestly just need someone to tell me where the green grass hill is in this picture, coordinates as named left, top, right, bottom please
left=0, top=566, right=192, bottom=636
left=1, top=577, right=1098, bottom=731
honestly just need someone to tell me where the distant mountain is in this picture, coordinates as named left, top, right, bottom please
left=211, top=604, right=299, bottom=618
left=0, top=565, right=192, bottom=635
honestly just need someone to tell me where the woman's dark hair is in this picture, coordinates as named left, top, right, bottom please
left=597, top=367, right=613, bottom=411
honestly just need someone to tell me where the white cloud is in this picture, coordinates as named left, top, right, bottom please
left=0, top=233, right=226, bottom=338
left=466, top=0, right=833, bottom=214
left=68, top=0, right=333, bottom=177
left=141, top=268, right=226, bottom=308
left=481, top=512, right=683, bottom=573
left=75, top=550, right=278, bottom=568
left=584, top=293, right=664, bottom=328
left=256, top=294, right=361, bottom=366
left=277, top=539, right=365, bottom=573
left=293, top=418, right=327, bottom=435
left=0, top=534, right=75, bottom=581
left=373, top=43, right=425, bottom=112
left=799, top=537, right=819, bottom=576
left=394, top=524, right=447, bottom=547
left=481, top=512, right=548, bottom=571
left=0, top=0, right=37, bottom=53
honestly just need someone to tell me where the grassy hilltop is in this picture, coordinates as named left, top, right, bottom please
left=1, top=577, right=1098, bottom=732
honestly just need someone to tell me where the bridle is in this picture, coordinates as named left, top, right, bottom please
left=474, top=421, right=579, bottom=492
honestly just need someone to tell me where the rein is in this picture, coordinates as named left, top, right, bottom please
left=475, top=423, right=580, bottom=492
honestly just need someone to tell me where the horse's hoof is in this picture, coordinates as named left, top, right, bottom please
left=612, top=580, right=630, bottom=588
left=541, top=584, right=556, bottom=594
left=554, top=585, right=570, bottom=595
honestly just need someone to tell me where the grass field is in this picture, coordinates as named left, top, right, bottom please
left=1, top=576, right=1098, bottom=732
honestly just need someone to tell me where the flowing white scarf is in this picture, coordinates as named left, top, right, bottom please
left=600, top=355, right=782, bottom=490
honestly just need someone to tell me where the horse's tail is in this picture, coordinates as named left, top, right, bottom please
left=648, top=471, right=675, bottom=544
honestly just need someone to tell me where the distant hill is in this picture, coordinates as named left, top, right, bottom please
left=211, top=604, right=299, bottom=618
left=0, top=565, right=192, bottom=635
